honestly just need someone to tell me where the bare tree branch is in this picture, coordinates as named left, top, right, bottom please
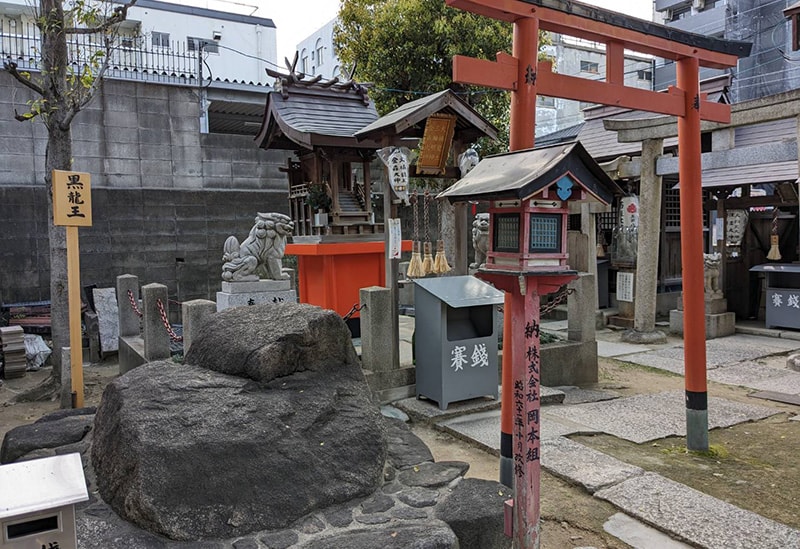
left=65, top=0, right=138, bottom=35
left=3, top=60, right=45, bottom=96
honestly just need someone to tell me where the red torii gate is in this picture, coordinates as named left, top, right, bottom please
left=446, top=0, right=751, bottom=547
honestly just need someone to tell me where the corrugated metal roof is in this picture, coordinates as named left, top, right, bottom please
left=672, top=161, right=799, bottom=189
left=535, top=122, right=584, bottom=148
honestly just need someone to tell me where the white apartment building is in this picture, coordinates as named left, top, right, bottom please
left=0, top=0, right=278, bottom=86
left=295, top=17, right=340, bottom=79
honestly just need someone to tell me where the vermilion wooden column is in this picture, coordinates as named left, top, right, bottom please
left=676, top=56, right=709, bottom=451
left=509, top=16, right=539, bottom=151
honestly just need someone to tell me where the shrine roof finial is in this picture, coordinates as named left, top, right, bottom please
left=266, top=52, right=371, bottom=105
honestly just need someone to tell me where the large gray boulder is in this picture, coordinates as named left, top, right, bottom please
left=92, top=303, right=387, bottom=541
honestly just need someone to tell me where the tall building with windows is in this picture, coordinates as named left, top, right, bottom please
left=535, top=34, right=655, bottom=136
left=294, top=18, right=340, bottom=79
left=653, top=0, right=800, bottom=102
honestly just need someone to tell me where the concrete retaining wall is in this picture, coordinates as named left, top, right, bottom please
left=0, top=73, right=291, bottom=303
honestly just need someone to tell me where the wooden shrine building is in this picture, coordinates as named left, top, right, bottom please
left=255, top=67, right=383, bottom=238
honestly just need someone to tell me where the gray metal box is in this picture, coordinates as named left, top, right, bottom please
left=414, top=275, right=504, bottom=410
left=0, top=453, right=88, bottom=549
left=751, top=264, right=800, bottom=330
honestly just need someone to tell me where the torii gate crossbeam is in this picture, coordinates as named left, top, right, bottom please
left=446, top=1, right=751, bottom=548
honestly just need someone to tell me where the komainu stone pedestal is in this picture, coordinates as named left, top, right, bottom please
left=669, top=295, right=735, bottom=340
left=216, top=280, right=297, bottom=311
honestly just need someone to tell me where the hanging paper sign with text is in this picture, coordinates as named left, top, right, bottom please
left=53, top=170, right=92, bottom=226
left=417, top=113, right=456, bottom=175
left=378, top=147, right=411, bottom=206
left=388, top=218, right=402, bottom=259
left=620, top=196, right=639, bottom=229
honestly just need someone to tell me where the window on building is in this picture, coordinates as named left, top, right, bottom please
left=151, top=31, right=170, bottom=48
left=315, top=38, right=324, bottom=65
left=668, top=4, right=691, bottom=22
left=637, top=69, right=652, bottom=82
left=301, top=49, right=309, bottom=73
left=187, top=37, right=219, bottom=54
left=580, top=60, right=599, bottom=74
left=537, top=95, right=555, bottom=107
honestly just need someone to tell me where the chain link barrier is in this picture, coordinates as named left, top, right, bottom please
left=127, top=289, right=143, bottom=318
left=156, top=298, right=183, bottom=342
left=343, top=303, right=366, bottom=322
left=494, top=285, right=574, bottom=317
left=539, top=285, right=575, bottom=316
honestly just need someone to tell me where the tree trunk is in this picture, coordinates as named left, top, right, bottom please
left=45, top=127, right=71, bottom=382
left=41, top=0, right=73, bottom=385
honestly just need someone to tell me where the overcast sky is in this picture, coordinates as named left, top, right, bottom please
left=170, top=0, right=654, bottom=66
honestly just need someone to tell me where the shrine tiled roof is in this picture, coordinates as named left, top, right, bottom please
left=255, top=66, right=381, bottom=151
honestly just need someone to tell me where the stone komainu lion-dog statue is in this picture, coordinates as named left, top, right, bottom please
left=222, top=212, right=294, bottom=282
left=703, top=252, right=723, bottom=300
left=471, top=213, right=490, bottom=269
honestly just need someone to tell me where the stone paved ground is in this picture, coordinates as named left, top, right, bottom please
left=398, top=322, right=800, bottom=549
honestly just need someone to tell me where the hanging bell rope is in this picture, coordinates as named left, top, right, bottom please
left=432, top=197, right=452, bottom=274
left=421, top=189, right=435, bottom=275
left=766, top=206, right=782, bottom=261
left=407, top=190, right=424, bottom=278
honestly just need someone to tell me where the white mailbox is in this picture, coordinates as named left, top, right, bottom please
left=0, top=453, right=88, bottom=549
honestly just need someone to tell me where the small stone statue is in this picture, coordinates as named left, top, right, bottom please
left=222, top=212, right=294, bottom=282
left=471, top=213, right=490, bottom=269
left=703, top=252, right=723, bottom=300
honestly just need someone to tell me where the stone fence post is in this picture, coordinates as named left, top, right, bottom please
left=116, top=274, right=140, bottom=337
left=567, top=273, right=596, bottom=343
left=359, top=286, right=393, bottom=371
left=142, top=283, right=170, bottom=361
left=181, top=299, right=216, bottom=355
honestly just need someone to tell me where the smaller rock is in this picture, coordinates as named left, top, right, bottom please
left=35, top=407, right=97, bottom=423
left=397, top=461, right=469, bottom=488
left=1, top=414, right=94, bottom=464
left=355, top=514, right=391, bottom=525
left=323, top=506, right=354, bottom=528
left=295, top=515, right=325, bottom=534
left=232, top=538, right=259, bottom=549
left=788, top=353, right=800, bottom=372
left=392, top=507, right=429, bottom=520
left=259, top=530, right=299, bottom=549
left=298, top=521, right=458, bottom=549
left=361, top=493, right=395, bottom=514
left=381, top=405, right=409, bottom=422
left=382, top=482, right=403, bottom=495
left=384, top=418, right=434, bottom=470
left=397, top=486, right=439, bottom=508
left=435, top=478, right=512, bottom=549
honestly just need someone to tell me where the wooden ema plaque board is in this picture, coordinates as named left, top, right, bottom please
left=53, top=170, right=92, bottom=226
left=416, top=114, right=456, bottom=175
